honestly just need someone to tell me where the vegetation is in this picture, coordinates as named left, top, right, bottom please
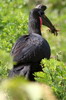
left=35, top=59, right=66, bottom=100
left=0, top=0, right=66, bottom=100
left=0, top=0, right=28, bottom=52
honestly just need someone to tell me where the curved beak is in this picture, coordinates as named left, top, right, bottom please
left=41, top=14, right=58, bottom=36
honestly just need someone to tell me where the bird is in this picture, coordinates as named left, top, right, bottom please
left=8, top=5, right=58, bottom=81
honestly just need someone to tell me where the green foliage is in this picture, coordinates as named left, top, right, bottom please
left=35, top=58, right=66, bottom=100
left=0, top=50, right=12, bottom=79
left=0, top=0, right=28, bottom=52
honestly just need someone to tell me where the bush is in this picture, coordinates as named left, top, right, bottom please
left=35, top=58, right=66, bottom=100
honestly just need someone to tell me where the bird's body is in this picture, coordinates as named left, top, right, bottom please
left=9, top=33, right=50, bottom=81
left=12, top=33, right=50, bottom=63
left=9, top=5, right=58, bottom=81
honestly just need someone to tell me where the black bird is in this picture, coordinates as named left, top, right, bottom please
left=9, top=5, right=58, bottom=81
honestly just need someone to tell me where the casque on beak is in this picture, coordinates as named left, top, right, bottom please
left=36, top=4, right=58, bottom=36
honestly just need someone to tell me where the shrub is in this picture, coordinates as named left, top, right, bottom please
left=35, top=58, right=66, bottom=100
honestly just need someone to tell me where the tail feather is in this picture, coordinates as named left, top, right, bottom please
left=8, top=63, right=42, bottom=81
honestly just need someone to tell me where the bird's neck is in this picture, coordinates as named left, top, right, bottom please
left=28, top=16, right=42, bottom=35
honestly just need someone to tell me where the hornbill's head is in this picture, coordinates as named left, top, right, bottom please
left=35, top=4, right=58, bottom=35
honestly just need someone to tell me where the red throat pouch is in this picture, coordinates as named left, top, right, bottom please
left=39, top=17, right=42, bottom=28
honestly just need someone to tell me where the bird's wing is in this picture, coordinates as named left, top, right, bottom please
left=11, top=34, right=50, bottom=64
left=11, top=34, right=38, bottom=63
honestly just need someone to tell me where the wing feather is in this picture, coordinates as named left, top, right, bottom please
left=11, top=34, right=50, bottom=63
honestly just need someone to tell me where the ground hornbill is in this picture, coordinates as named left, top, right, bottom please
left=9, top=5, right=58, bottom=81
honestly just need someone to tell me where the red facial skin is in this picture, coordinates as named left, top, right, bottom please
left=39, top=17, right=42, bottom=28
